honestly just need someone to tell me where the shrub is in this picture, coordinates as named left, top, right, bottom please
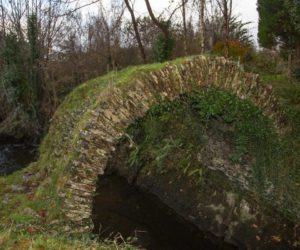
left=213, top=40, right=251, bottom=62
left=153, top=33, right=175, bottom=62
left=244, top=50, right=282, bottom=75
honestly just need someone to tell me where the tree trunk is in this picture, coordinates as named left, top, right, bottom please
left=182, top=0, right=188, bottom=55
left=295, top=43, right=300, bottom=68
left=217, top=0, right=232, bottom=58
left=124, top=0, right=147, bottom=63
left=199, top=0, right=206, bottom=53
left=144, top=0, right=169, bottom=39
left=223, top=0, right=229, bottom=58
left=0, top=0, right=5, bottom=36
left=288, top=53, right=292, bottom=79
left=107, top=31, right=113, bottom=70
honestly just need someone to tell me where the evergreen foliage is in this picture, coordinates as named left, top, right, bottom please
left=153, top=33, right=175, bottom=62
left=152, top=20, right=175, bottom=62
left=257, top=0, right=300, bottom=50
left=0, top=13, right=42, bottom=136
left=0, top=33, right=27, bottom=107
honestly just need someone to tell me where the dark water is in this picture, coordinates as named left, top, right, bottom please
left=93, top=175, right=236, bottom=250
left=0, top=139, right=37, bottom=176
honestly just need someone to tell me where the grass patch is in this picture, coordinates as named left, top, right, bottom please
left=0, top=227, right=135, bottom=250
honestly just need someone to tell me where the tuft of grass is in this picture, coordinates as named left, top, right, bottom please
left=0, top=228, right=136, bottom=250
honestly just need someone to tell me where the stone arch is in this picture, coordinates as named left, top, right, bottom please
left=57, top=56, right=285, bottom=232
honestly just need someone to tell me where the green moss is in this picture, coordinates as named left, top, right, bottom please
left=124, top=88, right=300, bottom=221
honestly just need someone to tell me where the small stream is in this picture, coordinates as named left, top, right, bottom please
left=93, top=175, right=236, bottom=250
left=0, top=138, right=37, bottom=176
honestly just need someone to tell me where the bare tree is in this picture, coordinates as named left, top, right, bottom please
left=199, top=0, right=206, bottom=53
left=0, top=0, right=6, bottom=36
left=98, top=1, right=125, bottom=70
left=216, top=0, right=232, bottom=58
left=144, top=0, right=170, bottom=40
left=182, top=0, right=188, bottom=55
left=124, top=0, right=147, bottom=62
left=4, top=0, right=29, bottom=40
left=144, top=0, right=185, bottom=60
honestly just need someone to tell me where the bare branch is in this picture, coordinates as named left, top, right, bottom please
left=56, top=0, right=100, bottom=17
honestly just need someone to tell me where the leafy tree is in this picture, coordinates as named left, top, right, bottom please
left=257, top=0, right=300, bottom=50
left=286, top=0, right=300, bottom=32
left=0, top=33, right=26, bottom=107
left=144, top=0, right=176, bottom=62
left=153, top=32, right=175, bottom=62
left=229, top=17, right=253, bottom=47
left=213, top=40, right=251, bottom=62
left=206, top=15, right=253, bottom=49
left=0, top=13, right=42, bottom=137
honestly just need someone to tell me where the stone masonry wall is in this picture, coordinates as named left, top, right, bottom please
left=55, top=56, right=285, bottom=232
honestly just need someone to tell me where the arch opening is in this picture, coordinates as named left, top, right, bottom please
left=92, top=173, right=236, bottom=250
left=90, top=89, right=291, bottom=249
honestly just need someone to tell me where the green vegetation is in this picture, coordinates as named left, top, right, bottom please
left=0, top=53, right=300, bottom=248
left=1, top=0, right=299, bottom=247
left=0, top=163, right=136, bottom=249
left=124, top=88, right=300, bottom=219
left=0, top=228, right=134, bottom=250
left=257, top=0, right=300, bottom=51
left=153, top=33, right=175, bottom=62
left=0, top=14, right=42, bottom=138
left=245, top=52, right=300, bottom=219
left=0, top=58, right=189, bottom=250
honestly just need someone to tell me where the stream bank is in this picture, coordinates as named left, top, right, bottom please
left=0, top=137, right=37, bottom=176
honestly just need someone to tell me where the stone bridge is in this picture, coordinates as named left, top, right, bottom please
left=46, top=56, right=285, bottom=232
